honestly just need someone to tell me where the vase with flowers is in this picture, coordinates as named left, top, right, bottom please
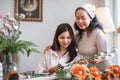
left=0, top=13, right=40, bottom=79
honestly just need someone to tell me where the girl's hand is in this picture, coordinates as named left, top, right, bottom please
left=48, top=65, right=59, bottom=74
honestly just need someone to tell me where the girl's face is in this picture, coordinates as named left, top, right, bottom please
left=58, top=31, right=72, bottom=50
left=75, top=9, right=92, bottom=30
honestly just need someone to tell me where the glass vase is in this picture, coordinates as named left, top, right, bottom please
left=2, top=53, right=18, bottom=79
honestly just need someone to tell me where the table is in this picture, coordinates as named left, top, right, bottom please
left=21, top=75, right=57, bottom=80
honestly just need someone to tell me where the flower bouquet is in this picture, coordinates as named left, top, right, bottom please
left=0, top=12, right=40, bottom=78
left=102, top=64, right=120, bottom=80
left=56, top=63, right=120, bottom=80
left=71, top=64, right=120, bottom=80
left=85, top=48, right=117, bottom=64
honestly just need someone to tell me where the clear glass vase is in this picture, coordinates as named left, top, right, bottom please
left=2, top=53, right=18, bottom=79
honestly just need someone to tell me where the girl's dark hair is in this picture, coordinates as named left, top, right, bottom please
left=51, top=23, right=77, bottom=63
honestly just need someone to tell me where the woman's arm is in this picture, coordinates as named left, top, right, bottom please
left=96, top=30, right=107, bottom=53
left=35, top=50, right=59, bottom=74
left=35, top=54, right=48, bottom=74
left=94, top=29, right=107, bottom=64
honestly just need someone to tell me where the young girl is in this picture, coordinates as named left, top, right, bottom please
left=35, top=23, right=79, bottom=74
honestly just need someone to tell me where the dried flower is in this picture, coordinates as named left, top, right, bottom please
left=86, top=48, right=117, bottom=62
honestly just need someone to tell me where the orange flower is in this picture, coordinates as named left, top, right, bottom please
left=89, top=66, right=101, bottom=80
left=7, top=72, right=17, bottom=76
left=106, top=72, right=112, bottom=80
left=109, top=65, right=120, bottom=77
left=71, top=64, right=87, bottom=80
left=7, top=72, right=19, bottom=80
left=117, top=26, right=120, bottom=33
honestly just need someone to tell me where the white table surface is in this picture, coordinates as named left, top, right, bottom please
left=21, top=75, right=57, bottom=80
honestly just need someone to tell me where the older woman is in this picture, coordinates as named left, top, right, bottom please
left=74, top=4, right=111, bottom=72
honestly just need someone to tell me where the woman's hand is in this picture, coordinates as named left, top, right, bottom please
left=77, top=58, right=89, bottom=66
left=43, top=45, right=51, bottom=54
left=88, top=58, right=105, bottom=64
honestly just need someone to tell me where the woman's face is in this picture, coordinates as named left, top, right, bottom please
left=75, top=9, right=92, bottom=30
left=58, top=31, right=72, bottom=50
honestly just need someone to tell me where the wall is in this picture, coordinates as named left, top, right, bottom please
left=0, top=0, right=95, bottom=72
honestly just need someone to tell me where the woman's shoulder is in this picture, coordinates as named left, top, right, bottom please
left=93, top=28, right=104, bottom=35
left=93, top=28, right=106, bottom=40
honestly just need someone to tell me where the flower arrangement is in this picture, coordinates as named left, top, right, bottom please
left=86, top=48, right=117, bottom=64
left=70, top=64, right=120, bottom=80
left=55, top=49, right=118, bottom=80
left=0, top=12, right=40, bottom=78
left=89, top=66, right=101, bottom=80
left=103, top=64, right=120, bottom=80
left=70, top=64, right=102, bottom=80
left=56, top=63, right=120, bottom=80
left=71, top=64, right=87, bottom=80
left=0, top=12, right=40, bottom=56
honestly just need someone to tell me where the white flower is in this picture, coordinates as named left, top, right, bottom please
left=95, top=59, right=98, bottom=61
left=20, top=13, right=25, bottom=19
left=65, top=72, right=72, bottom=79
left=13, top=25, right=19, bottom=30
left=82, top=64, right=89, bottom=71
left=110, top=53, right=114, bottom=58
left=11, top=18, right=17, bottom=25
left=5, top=23, right=12, bottom=30
left=105, top=56, right=110, bottom=60
left=98, top=56, right=102, bottom=59
left=100, top=52, right=105, bottom=56
left=0, top=29, right=6, bottom=34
